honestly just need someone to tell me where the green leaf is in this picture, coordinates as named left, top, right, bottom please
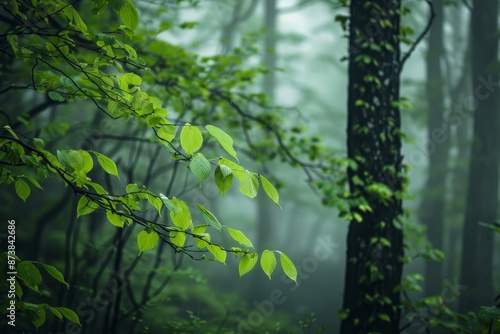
left=192, top=225, right=210, bottom=249
left=239, top=171, right=259, bottom=198
left=33, top=138, right=45, bottom=150
left=137, top=230, right=159, bottom=254
left=225, top=226, right=253, bottom=248
left=106, top=210, right=124, bottom=227
left=207, top=244, right=226, bottom=264
left=280, top=252, right=297, bottom=284
left=67, top=150, right=84, bottom=171
left=169, top=198, right=191, bottom=230
left=80, top=150, right=94, bottom=173
left=48, top=91, right=65, bottom=102
left=190, top=153, right=211, bottom=183
left=26, top=176, right=42, bottom=190
left=159, top=193, right=178, bottom=213
left=219, top=158, right=246, bottom=181
left=119, top=0, right=139, bottom=30
left=259, top=175, right=281, bottom=208
left=88, top=182, right=108, bottom=195
left=76, top=196, right=99, bottom=218
left=147, top=194, right=163, bottom=216
left=239, top=253, right=258, bottom=277
left=17, top=261, right=42, bottom=292
left=15, top=178, right=30, bottom=201
left=57, top=150, right=73, bottom=171
left=41, top=263, right=69, bottom=288
left=180, top=123, right=203, bottom=155
left=195, top=204, right=221, bottom=231
left=214, top=165, right=233, bottom=196
left=48, top=307, right=63, bottom=321
left=378, top=314, right=390, bottom=323
left=205, top=125, right=238, bottom=161
left=122, top=72, right=142, bottom=86
left=55, top=307, right=81, bottom=326
left=33, top=308, right=46, bottom=329
left=170, top=230, right=186, bottom=248
left=93, top=152, right=119, bottom=178
left=109, top=0, right=126, bottom=11
left=157, top=124, right=176, bottom=142
left=260, top=250, right=276, bottom=280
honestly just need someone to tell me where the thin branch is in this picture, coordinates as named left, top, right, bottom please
left=399, top=0, right=435, bottom=74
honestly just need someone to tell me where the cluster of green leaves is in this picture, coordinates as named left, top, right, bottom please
left=0, top=253, right=80, bottom=329
left=0, top=0, right=298, bottom=284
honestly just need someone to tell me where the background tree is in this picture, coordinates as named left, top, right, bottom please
left=459, top=0, right=500, bottom=313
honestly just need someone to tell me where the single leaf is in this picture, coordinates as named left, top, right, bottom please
left=41, top=263, right=69, bottom=288
left=219, top=164, right=233, bottom=177
left=119, top=0, right=139, bottom=30
left=205, top=125, right=238, bottom=161
left=80, top=150, right=94, bottom=173
left=169, top=198, right=191, bottom=230
left=180, top=123, right=203, bottom=155
left=159, top=193, right=178, bottom=213
left=122, top=72, right=142, bottom=86
left=109, top=0, right=126, bottom=11
left=55, top=307, right=81, bottom=326
left=169, top=231, right=186, bottom=248
left=157, top=124, right=176, bottom=142
left=17, top=261, right=42, bottom=292
left=239, top=253, right=258, bottom=277
left=33, top=308, right=46, bottom=329
left=225, top=226, right=253, bottom=248
left=93, top=152, right=119, bottom=178
left=239, top=171, right=259, bottom=198
left=147, top=194, right=163, bottom=216
left=76, top=196, right=98, bottom=218
left=260, top=250, right=277, bottom=280
left=259, top=175, right=281, bottom=208
left=207, top=244, right=226, bottom=264
left=195, top=204, right=221, bottom=230
left=67, top=150, right=84, bottom=171
left=214, top=166, right=233, bottom=196
left=280, top=252, right=297, bottom=284
left=48, top=307, right=63, bottom=321
left=33, top=138, right=45, bottom=150
left=218, top=158, right=246, bottom=181
left=106, top=210, right=124, bottom=227
left=48, top=91, right=65, bottom=102
left=137, top=230, right=159, bottom=254
left=190, top=153, right=211, bottom=183
left=15, top=178, right=30, bottom=201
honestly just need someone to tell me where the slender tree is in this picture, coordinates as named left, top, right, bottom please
left=340, top=1, right=404, bottom=332
left=459, top=0, right=500, bottom=313
left=419, top=0, right=447, bottom=297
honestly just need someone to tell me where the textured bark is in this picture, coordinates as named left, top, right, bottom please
left=340, top=1, right=404, bottom=333
left=420, top=0, right=447, bottom=297
left=459, top=0, right=500, bottom=313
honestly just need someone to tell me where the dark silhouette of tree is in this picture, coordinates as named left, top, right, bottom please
left=420, top=0, right=448, bottom=297
left=459, top=0, right=500, bottom=313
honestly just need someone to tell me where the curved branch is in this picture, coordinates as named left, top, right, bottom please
left=399, top=0, right=435, bottom=74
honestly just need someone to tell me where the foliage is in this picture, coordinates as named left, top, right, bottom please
left=0, top=0, right=338, bottom=330
left=0, top=252, right=79, bottom=329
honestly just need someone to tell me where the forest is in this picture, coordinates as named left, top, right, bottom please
left=0, top=0, right=499, bottom=333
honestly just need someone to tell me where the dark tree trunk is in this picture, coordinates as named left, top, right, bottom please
left=420, top=0, right=448, bottom=297
left=340, top=1, right=404, bottom=333
left=459, top=0, right=500, bottom=313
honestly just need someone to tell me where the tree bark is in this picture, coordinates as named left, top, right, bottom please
left=459, top=0, right=500, bottom=313
left=340, top=1, right=404, bottom=333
